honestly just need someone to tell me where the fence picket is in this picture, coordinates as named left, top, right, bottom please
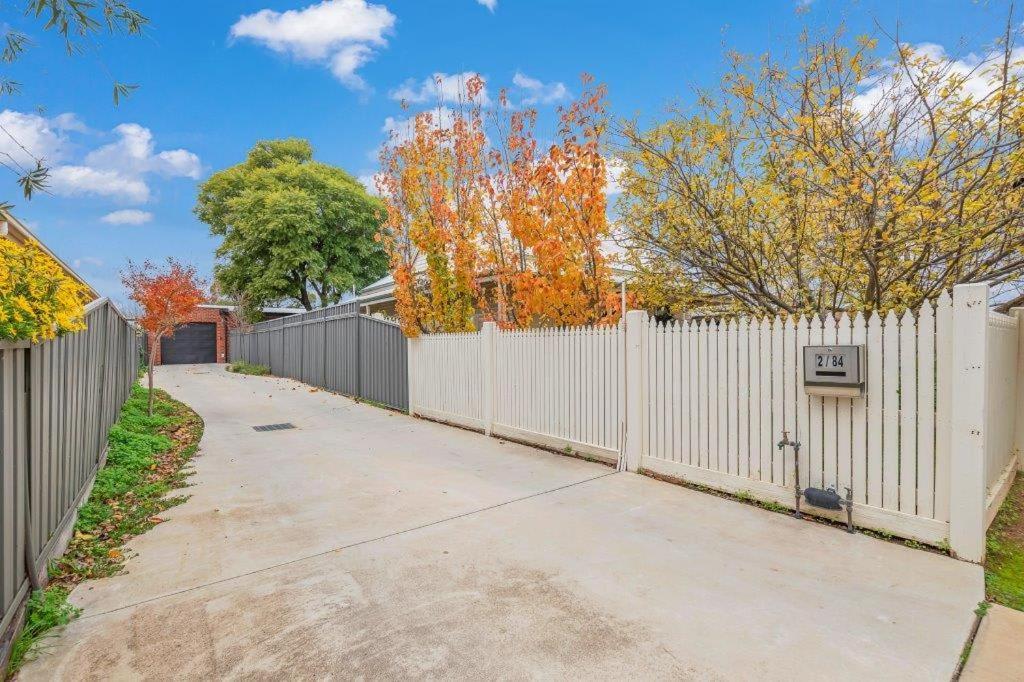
left=654, top=323, right=664, bottom=460
left=899, top=309, right=919, bottom=514
left=758, top=318, right=772, bottom=480
left=882, top=310, right=901, bottom=510
left=917, top=302, right=936, bottom=519
left=782, top=316, right=798, bottom=486
left=850, top=313, right=868, bottom=504
left=807, top=315, right=824, bottom=487
left=714, top=320, right=726, bottom=472
left=747, top=319, right=762, bottom=481
left=796, top=316, right=811, bottom=490
left=738, top=319, right=750, bottom=478
left=867, top=311, right=884, bottom=507
left=836, top=313, right=853, bottom=499
left=770, top=317, right=785, bottom=484
left=699, top=321, right=709, bottom=469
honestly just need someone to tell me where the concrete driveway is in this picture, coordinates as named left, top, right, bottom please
left=21, top=364, right=982, bottom=681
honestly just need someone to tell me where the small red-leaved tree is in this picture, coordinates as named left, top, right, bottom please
left=121, top=259, right=205, bottom=414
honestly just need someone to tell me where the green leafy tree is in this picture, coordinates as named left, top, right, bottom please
left=195, top=139, right=388, bottom=314
left=1, top=1, right=147, bottom=207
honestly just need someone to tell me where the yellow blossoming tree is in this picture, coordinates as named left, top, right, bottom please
left=617, top=24, right=1024, bottom=316
left=0, top=239, right=88, bottom=342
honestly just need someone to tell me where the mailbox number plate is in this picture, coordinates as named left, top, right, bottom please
left=814, top=352, right=846, bottom=373
left=803, top=345, right=862, bottom=387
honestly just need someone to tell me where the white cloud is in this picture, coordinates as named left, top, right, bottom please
left=0, top=110, right=75, bottom=169
left=512, top=71, right=568, bottom=105
left=84, top=124, right=202, bottom=180
left=476, top=0, right=497, bottom=11
left=152, top=148, right=203, bottom=178
left=0, top=119, right=204, bottom=204
left=73, top=256, right=104, bottom=269
left=390, top=72, right=490, bottom=106
left=330, top=44, right=375, bottom=89
left=853, top=42, right=1024, bottom=120
left=51, top=113, right=89, bottom=133
left=49, top=166, right=151, bottom=203
left=101, top=209, right=153, bottom=225
left=230, top=0, right=396, bottom=90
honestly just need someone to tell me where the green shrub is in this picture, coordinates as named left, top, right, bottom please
left=228, top=360, right=270, bottom=376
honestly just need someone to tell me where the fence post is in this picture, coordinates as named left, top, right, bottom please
left=623, top=310, right=648, bottom=472
left=406, top=334, right=417, bottom=416
left=356, top=315, right=363, bottom=400
left=296, top=322, right=302, bottom=381
left=322, top=319, right=328, bottom=390
left=481, top=322, right=497, bottom=436
left=949, top=282, right=989, bottom=562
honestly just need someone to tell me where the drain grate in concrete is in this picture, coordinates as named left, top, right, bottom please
left=252, top=423, right=296, bottom=432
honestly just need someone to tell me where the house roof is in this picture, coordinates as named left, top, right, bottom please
left=358, top=272, right=401, bottom=305
left=2, top=210, right=100, bottom=300
left=357, top=259, right=635, bottom=305
left=197, top=304, right=306, bottom=315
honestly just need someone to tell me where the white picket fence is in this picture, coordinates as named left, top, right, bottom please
left=409, top=331, right=484, bottom=429
left=637, top=302, right=949, bottom=543
left=408, top=283, right=1023, bottom=562
left=410, top=325, right=623, bottom=460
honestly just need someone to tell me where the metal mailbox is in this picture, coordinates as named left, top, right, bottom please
left=802, top=345, right=865, bottom=397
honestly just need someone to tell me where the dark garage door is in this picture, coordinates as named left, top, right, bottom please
left=161, top=323, right=217, bottom=364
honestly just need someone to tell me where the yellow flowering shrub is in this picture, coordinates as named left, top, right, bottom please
left=0, top=239, right=89, bottom=342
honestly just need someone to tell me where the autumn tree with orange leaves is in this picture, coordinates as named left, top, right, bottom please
left=122, top=259, right=205, bottom=414
left=377, top=74, right=621, bottom=336
left=376, top=77, right=487, bottom=335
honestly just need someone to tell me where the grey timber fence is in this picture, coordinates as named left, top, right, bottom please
left=0, top=298, right=140, bottom=665
left=229, top=302, right=408, bottom=411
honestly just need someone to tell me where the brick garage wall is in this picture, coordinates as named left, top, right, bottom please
left=147, top=306, right=240, bottom=365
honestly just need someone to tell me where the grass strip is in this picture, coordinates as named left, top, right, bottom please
left=986, top=473, right=1024, bottom=611
left=6, top=385, right=203, bottom=678
left=227, top=360, right=270, bottom=376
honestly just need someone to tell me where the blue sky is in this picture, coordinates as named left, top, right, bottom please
left=1, top=0, right=1015, bottom=302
